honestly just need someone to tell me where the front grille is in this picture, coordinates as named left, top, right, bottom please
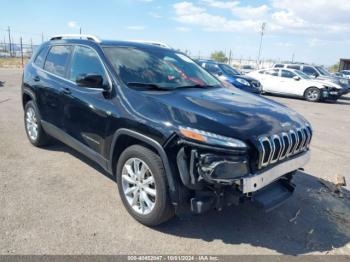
left=258, top=125, right=312, bottom=169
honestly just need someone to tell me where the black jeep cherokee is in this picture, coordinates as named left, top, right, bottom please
left=22, top=35, right=312, bottom=226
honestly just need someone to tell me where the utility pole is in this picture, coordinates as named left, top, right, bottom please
left=7, top=26, right=12, bottom=57
left=41, top=32, right=44, bottom=43
left=20, top=37, right=24, bottom=68
left=30, top=38, right=33, bottom=54
left=292, top=53, right=295, bottom=63
left=257, top=22, right=266, bottom=69
left=3, top=36, right=6, bottom=52
left=228, top=49, right=232, bottom=65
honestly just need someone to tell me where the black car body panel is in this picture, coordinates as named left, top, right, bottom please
left=22, top=37, right=312, bottom=217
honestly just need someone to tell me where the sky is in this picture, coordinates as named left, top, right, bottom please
left=1, top=0, right=350, bottom=66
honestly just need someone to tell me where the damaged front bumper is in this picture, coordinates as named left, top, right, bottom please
left=241, top=151, right=310, bottom=193
left=175, top=140, right=310, bottom=214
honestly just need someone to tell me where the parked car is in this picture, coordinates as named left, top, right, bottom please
left=339, top=70, right=350, bottom=79
left=248, top=68, right=343, bottom=102
left=22, top=34, right=312, bottom=226
left=273, top=63, right=350, bottom=95
left=333, top=72, right=346, bottom=78
left=240, top=64, right=255, bottom=74
left=197, top=59, right=262, bottom=94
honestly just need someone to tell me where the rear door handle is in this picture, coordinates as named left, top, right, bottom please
left=62, top=87, right=71, bottom=95
left=33, top=76, right=40, bottom=82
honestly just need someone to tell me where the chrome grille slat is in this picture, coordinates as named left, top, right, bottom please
left=295, top=128, right=305, bottom=153
left=288, top=130, right=298, bottom=156
left=300, top=128, right=308, bottom=150
left=279, top=132, right=289, bottom=160
left=268, top=137, right=276, bottom=164
left=258, top=125, right=312, bottom=169
left=270, top=135, right=282, bottom=163
left=258, top=137, right=272, bottom=168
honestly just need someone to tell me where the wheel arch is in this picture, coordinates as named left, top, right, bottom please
left=22, top=89, right=36, bottom=109
left=109, top=128, right=178, bottom=203
left=304, top=85, right=320, bottom=93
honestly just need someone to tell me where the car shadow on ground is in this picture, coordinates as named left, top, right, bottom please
left=0, top=81, right=5, bottom=87
left=42, top=142, right=350, bottom=255
left=42, top=141, right=115, bottom=182
left=339, top=96, right=350, bottom=101
left=155, top=171, right=350, bottom=255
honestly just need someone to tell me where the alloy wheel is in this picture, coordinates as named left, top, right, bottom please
left=121, top=158, right=156, bottom=215
left=26, top=107, right=38, bottom=141
left=306, top=89, right=319, bottom=101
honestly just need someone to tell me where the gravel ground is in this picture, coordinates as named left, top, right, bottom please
left=0, top=68, right=349, bottom=255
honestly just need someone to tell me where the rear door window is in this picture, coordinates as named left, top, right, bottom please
left=281, top=70, right=297, bottom=78
left=44, top=45, right=72, bottom=78
left=302, top=66, right=318, bottom=76
left=205, top=63, right=221, bottom=74
left=264, top=69, right=279, bottom=76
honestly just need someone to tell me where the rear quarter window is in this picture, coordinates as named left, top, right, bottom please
left=44, top=45, right=72, bottom=78
left=34, top=46, right=49, bottom=68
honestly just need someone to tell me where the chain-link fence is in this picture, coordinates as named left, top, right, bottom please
left=0, top=40, right=37, bottom=67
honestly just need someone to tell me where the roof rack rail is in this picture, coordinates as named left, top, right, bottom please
left=128, top=40, right=171, bottom=49
left=50, top=34, right=101, bottom=43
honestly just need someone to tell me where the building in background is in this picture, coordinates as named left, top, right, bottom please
left=339, top=59, right=350, bottom=71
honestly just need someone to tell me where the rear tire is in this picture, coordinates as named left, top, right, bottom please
left=24, top=101, right=51, bottom=147
left=304, top=87, right=321, bottom=102
left=116, top=145, right=174, bottom=226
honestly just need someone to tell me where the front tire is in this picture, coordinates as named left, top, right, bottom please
left=116, top=145, right=174, bottom=226
left=304, top=87, right=321, bottom=102
left=24, top=101, right=51, bottom=147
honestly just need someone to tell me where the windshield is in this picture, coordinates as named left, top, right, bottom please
left=295, top=70, right=311, bottom=79
left=316, top=66, right=331, bottom=76
left=103, top=46, right=221, bottom=90
left=219, top=64, right=240, bottom=76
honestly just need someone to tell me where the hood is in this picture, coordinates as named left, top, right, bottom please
left=316, top=75, right=350, bottom=88
left=127, top=86, right=309, bottom=143
left=313, top=79, right=343, bottom=89
left=234, top=74, right=259, bottom=82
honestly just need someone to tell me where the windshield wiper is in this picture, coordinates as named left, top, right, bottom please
left=175, top=84, right=217, bottom=89
left=127, top=82, right=169, bottom=90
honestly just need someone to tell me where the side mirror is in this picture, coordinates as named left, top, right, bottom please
left=76, top=74, right=104, bottom=89
left=293, top=76, right=301, bottom=81
left=217, top=71, right=223, bottom=76
left=313, top=72, right=319, bottom=78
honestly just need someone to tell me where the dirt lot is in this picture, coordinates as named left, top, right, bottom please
left=0, top=68, right=349, bottom=255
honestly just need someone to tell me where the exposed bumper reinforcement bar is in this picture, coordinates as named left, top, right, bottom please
left=242, top=151, right=310, bottom=193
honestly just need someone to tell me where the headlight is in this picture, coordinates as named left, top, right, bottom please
left=236, top=78, right=250, bottom=86
left=179, top=126, right=247, bottom=149
left=323, top=85, right=340, bottom=90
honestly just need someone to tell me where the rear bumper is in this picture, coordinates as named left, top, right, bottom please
left=241, top=151, right=310, bottom=193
